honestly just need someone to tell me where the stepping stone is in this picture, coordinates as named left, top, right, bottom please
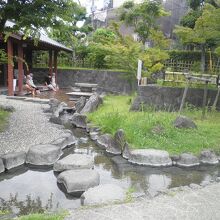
left=81, top=184, right=126, bottom=206
left=57, top=169, right=100, bottom=193
left=1, top=151, right=26, bottom=170
left=200, top=150, right=219, bottom=165
left=0, top=158, right=5, bottom=173
left=128, top=149, right=172, bottom=167
left=53, top=154, right=94, bottom=172
left=176, top=153, right=200, bottom=167
left=26, top=144, right=63, bottom=166
left=52, top=133, right=76, bottom=149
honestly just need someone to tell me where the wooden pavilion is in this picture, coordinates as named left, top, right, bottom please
left=0, top=21, right=72, bottom=96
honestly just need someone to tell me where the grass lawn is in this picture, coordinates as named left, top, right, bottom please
left=88, top=96, right=220, bottom=156
left=0, top=110, right=9, bottom=132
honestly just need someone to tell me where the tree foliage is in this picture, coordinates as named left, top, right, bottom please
left=0, top=49, right=7, bottom=65
left=0, top=0, right=87, bottom=39
left=181, top=0, right=220, bottom=28
left=118, top=0, right=167, bottom=43
left=175, top=3, right=220, bottom=72
left=86, top=23, right=169, bottom=80
left=47, top=3, right=91, bottom=49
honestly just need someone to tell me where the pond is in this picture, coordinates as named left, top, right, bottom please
left=0, top=91, right=220, bottom=217
left=0, top=128, right=220, bottom=217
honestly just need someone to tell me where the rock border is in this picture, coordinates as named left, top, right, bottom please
left=87, top=126, right=220, bottom=168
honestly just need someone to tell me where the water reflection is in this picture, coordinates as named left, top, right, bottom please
left=0, top=193, right=58, bottom=217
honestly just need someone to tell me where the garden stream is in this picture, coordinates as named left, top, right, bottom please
left=0, top=92, right=220, bottom=217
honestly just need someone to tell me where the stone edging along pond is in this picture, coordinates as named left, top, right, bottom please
left=0, top=95, right=220, bottom=172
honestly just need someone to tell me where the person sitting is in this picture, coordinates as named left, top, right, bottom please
left=51, top=72, right=59, bottom=91
left=24, top=74, right=36, bottom=96
left=45, top=73, right=57, bottom=91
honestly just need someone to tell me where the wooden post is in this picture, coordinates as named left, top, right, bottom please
left=53, top=50, right=58, bottom=83
left=202, top=81, right=208, bottom=119
left=49, top=50, right=53, bottom=75
left=212, top=86, right=220, bottom=111
left=179, top=74, right=191, bottom=113
left=179, top=80, right=189, bottom=113
left=7, top=38, right=14, bottom=96
left=18, top=43, right=24, bottom=94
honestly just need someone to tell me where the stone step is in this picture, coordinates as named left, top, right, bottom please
left=66, top=92, right=93, bottom=97
left=75, top=83, right=98, bottom=88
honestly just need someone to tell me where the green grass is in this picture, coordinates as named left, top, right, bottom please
left=18, top=211, right=68, bottom=220
left=33, top=66, right=127, bottom=73
left=0, top=110, right=9, bottom=132
left=88, top=95, right=220, bottom=156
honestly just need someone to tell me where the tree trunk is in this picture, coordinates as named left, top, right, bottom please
left=201, top=44, right=206, bottom=73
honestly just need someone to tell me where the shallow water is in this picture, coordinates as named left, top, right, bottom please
left=0, top=128, right=220, bottom=216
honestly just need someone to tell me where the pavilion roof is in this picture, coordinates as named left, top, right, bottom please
left=5, top=21, right=72, bottom=52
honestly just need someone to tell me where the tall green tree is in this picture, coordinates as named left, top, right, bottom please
left=0, top=0, right=86, bottom=38
left=118, top=0, right=167, bottom=44
left=47, top=3, right=91, bottom=48
left=181, top=0, right=220, bottom=28
left=175, top=4, right=220, bottom=72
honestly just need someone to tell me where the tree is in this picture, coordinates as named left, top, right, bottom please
left=47, top=3, right=91, bottom=48
left=103, top=23, right=169, bottom=80
left=118, top=0, right=167, bottom=44
left=175, top=4, right=220, bottom=72
left=0, top=0, right=86, bottom=38
left=180, top=0, right=220, bottom=29
left=87, top=28, right=116, bottom=68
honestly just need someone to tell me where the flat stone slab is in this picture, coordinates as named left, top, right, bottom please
left=57, top=169, right=100, bottom=193
left=75, top=83, right=98, bottom=88
left=0, top=158, right=5, bottom=173
left=66, top=92, right=93, bottom=97
left=176, top=153, right=200, bottom=167
left=53, top=154, right=94, bottom=172
left=81, top=184, right=126, bottom=206
left=26, top=144, right=62, bottom=166
left=1, top=151, right=26, bottom=170
left=128, top=149, right=172, bottom=167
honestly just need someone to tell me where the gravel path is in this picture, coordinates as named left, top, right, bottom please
left=66, top=182, right=220, bottom=220
left=0, top=96, right=65, bottom=154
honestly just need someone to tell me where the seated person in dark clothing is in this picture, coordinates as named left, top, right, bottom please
left=45, top=74, right=56, bottom=91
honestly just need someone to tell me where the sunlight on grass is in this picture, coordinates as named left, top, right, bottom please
left=88, top=95, right=220, bottom=155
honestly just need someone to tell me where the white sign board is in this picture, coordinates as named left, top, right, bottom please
left=137, top=59, right=142, bottom=85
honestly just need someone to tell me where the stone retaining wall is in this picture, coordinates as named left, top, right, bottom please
left=32, top=68, right=135, bottom=94
left=131, top=85, right=220, bottom=111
